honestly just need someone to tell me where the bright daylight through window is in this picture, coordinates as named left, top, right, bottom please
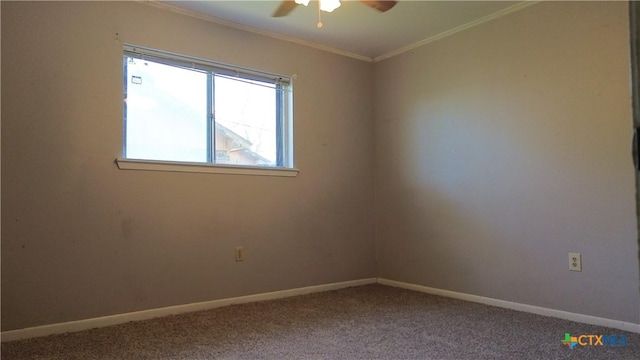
left=122, top=45, right=293, bottom=170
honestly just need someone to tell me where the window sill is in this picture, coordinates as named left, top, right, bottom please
left=115, top=158, right=299, bottom=177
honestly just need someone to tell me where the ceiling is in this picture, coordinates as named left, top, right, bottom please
left=157, top=1, right=531, bottom=61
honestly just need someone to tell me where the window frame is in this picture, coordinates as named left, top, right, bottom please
left=117, top=44, right=297, bottom=177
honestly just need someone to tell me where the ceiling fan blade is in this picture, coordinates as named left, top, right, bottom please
left=359, top=0, right=397, bottom=13
left=273, top=0, right=299, bottom=17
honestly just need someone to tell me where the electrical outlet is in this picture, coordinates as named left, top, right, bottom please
left=235, top=247, right=244, bottom=262
left=569, top=253, right=581, bottom=272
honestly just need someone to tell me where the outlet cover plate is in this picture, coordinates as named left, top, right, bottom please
left=569, top=253, right=581, bottom=272
left=235, top=247, right=244, bottom=262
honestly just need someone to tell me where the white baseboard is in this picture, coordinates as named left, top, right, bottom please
left=377, top=278, right=640, bottom=334
left=1, top=278, right=376, bottom=342
left=4, top=277, right=638, bottom=342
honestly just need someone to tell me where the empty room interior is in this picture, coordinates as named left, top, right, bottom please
left=2, top=0, right=640, bottom=356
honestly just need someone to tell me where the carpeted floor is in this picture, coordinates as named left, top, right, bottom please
left=1, top=284, right=639, bottom=359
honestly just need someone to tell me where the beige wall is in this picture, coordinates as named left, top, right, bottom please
left=375, top=1, right=639, bottom=323
left=1, top=1, right=375, bottom=330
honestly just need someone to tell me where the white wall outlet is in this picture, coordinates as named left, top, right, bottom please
left=569, top=253, right=581, bottom=272
left=235, top=247, right=244, bottom=262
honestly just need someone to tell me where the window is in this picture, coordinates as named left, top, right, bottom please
left=120, top=45, right=295, bottom=175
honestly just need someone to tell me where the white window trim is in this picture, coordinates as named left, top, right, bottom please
left=116, top=158, right=299, bottom=177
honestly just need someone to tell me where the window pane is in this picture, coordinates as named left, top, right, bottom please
left=124, top=57, right=208, bottom=162
left=214, top=76, right=277, bottom=166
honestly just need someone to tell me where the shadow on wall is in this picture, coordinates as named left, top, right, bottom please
left=374, top=90, right=601, bottom=302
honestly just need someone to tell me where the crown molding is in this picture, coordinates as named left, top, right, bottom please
left=139, top=1, right=539, bottom=63
left=373, top=1, right=540, bottom=62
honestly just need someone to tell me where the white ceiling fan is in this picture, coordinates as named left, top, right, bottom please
left=272, top=0, right=398, bottom=17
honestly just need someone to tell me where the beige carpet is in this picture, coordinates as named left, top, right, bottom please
left=2, top=284, right=639, bottom=359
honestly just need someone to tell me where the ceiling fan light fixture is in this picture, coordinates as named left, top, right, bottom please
left=319, top=0, right=341, bottom=13
left=274, top=0, right=395, bottom=18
